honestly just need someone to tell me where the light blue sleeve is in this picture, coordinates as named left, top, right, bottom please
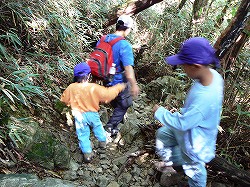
left=154, top=106, right=204, bottom=131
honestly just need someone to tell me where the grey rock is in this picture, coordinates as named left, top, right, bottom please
left=0, top=174, right=78, bottom=187
left=72, top=150, right=83, bottom=163
left=120, top=118, right=141, bottom=144
left=153, top=183, right=161, bottom=187
left=101, top=164, right=109, bottom=170
left=99, top=153, right=107, bottom=160
left=160, top=172, right=183, bottom=187
left=107, top=181, right=120, bottom=187
left=131, top=165, right=141, bottom=176
left=62, top=170, right=78, bottom=180
left=99, top=106, right=109, bottom=125
left=112, top=156, right=127, bottom=166
left=100, top=159, right=110, bottom=165
left=119, top=173, right=132, bottom=183
left=79, top=170, right=91, bottom=181
left=95, top=167, right=103, bottom=173
left=147, top=168, right=155, bottom=176
left=96, top=175, right=109, bottom=187
left=112, top=164, right=119, bottom=173
left=68, top=159, right=80, bottom=171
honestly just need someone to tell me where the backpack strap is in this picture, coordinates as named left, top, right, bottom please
left=109, top=36, right=125, bottom=46
left=100, top=35, right=124, bottom=46
left=100, top=35, right=107, bottom=42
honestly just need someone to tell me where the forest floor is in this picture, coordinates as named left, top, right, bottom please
left=1, top=85, right=247, bottom=187
left=1, top=132, right=233, bottom=187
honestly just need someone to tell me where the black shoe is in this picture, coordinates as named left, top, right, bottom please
left=97, top=141, right=106, bottom=154
left=98, top=141, right=106, bottom=149
left=83, top=152, right=95, bottom=163
left=104, top=125, right=112, bottom=133
left=111, top=129, right=119, bottom=138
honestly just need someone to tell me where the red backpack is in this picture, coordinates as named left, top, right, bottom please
left=87, top=35, right=124, bottom=80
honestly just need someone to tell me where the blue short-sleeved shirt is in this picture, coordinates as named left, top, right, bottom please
left=97, top=34, right=134, bottom=86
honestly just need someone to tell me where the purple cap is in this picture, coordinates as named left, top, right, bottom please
left=74, top=62, right=91, bottom=77
left=165, top=37, right=220, bottom=68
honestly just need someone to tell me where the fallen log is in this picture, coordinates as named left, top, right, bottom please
left=207, top=155, right=250, bottom=187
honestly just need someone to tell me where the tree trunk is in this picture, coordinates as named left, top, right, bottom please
left=215, top=0, right=232, bottom=27
left=192, top=0, right=209, bottom=20
left=178, top=0, right=188, bottom=10
left=214, top=0, right=250, bottom=78
left=104, top=0, right=164, bottom=27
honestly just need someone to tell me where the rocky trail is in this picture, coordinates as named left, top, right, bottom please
left=0, top=134, right=235, bottom=187
left=0, top=129, right=188, bottom=187
left=0, top=82, right=246, bottom=187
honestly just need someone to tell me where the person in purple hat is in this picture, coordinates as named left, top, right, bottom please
left=61, top=62, right=125, bottom=163
left=153, top=37, right=224, bottom=186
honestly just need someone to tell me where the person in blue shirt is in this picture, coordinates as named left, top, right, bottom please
left=100, top=15, right=140, bottom=138
left=153, top=37, right=224, bottom=187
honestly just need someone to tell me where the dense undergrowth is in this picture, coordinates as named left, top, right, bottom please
left=0, top=0, right=249, bottom=173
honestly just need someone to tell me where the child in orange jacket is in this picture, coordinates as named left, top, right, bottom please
left=61, top=62, right=125, bottom=163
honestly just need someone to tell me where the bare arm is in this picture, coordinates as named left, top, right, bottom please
left=124, top=65, right=140, bottom=97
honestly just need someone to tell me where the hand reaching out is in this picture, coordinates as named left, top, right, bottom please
left=170, top=108, right=178, bottom=113
left=153, top=105, right=178, bottom=114
left=153, top=104, right=160, bottom=114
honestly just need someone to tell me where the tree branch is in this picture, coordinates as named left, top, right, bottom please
left=104, top=0, right=164, bottom=27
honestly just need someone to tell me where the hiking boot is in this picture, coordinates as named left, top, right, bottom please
left=97, top=141, right=106, bottom=154
left=98, top=141, right=106, bottom=149
left=104, top=125, right=112, bottom=133
left=83, top=152, right=95, bottom=163
left=111, top=129, right=119, bottom=138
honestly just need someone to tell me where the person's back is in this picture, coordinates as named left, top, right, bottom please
left=101, top=34, right=134, bottom=86
left=61, top=81, right=125, bottom=113
left=98, top=15, right=140, bottom=139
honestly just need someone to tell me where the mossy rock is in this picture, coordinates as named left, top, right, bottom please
left=25, top=127, right=70, bottom=170
left=9, top=117, right=70, bottom=170
left=120, top=116, right=141, bottom=144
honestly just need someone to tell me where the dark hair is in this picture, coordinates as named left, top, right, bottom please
left=73, top=74, right=89, bottom=83
left=116, top=20, right=128, bottom=31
